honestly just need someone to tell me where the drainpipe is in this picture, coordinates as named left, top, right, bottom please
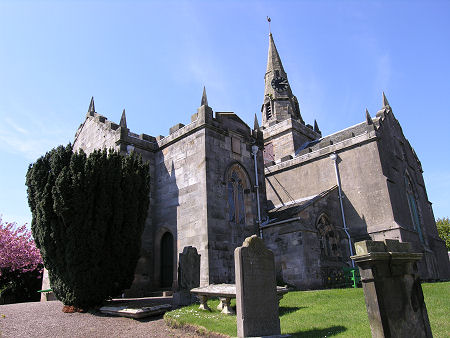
left=252, top=145, right=263, bottom=239
left=330, top=153, right=354, bottom=267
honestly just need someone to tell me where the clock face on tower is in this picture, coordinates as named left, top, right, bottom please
left=271, top=76, right=289, bottom=93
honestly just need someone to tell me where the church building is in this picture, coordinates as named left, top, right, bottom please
left=72, top=33, right=449, bottom=295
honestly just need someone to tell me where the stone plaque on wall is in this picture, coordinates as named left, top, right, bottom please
left=232, top=137, right=241, bottom=154
left=235, top=235, right=280, bottom=337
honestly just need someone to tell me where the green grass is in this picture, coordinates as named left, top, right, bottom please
left=164, top=281, right=450, bottom=337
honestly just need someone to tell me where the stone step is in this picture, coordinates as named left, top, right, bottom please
left=147, top=290, right=173, bottom=297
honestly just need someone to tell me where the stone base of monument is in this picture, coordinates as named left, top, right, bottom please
left=217, top=297, right=235, bottom=315
left=99, top=304, right=172, bottom=319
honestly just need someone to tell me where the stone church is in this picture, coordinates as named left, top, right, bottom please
left=72, top=33, right=449, bottom=295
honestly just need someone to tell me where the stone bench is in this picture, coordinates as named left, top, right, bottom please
left=190, top=283, right=288, bottom=315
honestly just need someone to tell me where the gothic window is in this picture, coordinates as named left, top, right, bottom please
left=227, top=165, right=247, bottom=224
left=316, top=214, right=341, bottom=259
left=405, top=174, right=424, bottom=243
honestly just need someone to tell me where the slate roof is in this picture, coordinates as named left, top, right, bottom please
left=266, top=185, right=338, bottom=221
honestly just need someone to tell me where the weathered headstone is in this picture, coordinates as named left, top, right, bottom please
left=172, top=246, right=200, bottom=306
left=235, top=235, right=281, bottom=337
left=352, top=239, right=432, bottom=338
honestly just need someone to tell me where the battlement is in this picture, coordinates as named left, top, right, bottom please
left=76, top=98, right=259, bottom=156
left=295, top=117, right=379, bottom=158
left=156, top=104, right=257, bottom=150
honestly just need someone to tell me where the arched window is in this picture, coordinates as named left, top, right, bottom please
left=316, top=214, right=341, bottom=259
left=405, top=174, right=424, bottom=243
left=227, top=164, right=247, bottom=224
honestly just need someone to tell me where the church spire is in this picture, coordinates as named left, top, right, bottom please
left=201, top=86, right=208, bottom=106
left=260, top=31, right=320, bottom=162
left=262, top=33, right=302, bottom=128
left=266, top=33, right=285, bottom=75
left=88, top=96, right=95, bottom=113
left=120, top=109, right=127, bottom=128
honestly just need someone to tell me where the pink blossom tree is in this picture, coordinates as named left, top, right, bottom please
left=0, top=217, right=43, bottom=276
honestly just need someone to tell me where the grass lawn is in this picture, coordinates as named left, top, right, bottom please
left=164, top=281, right=449, bottom=337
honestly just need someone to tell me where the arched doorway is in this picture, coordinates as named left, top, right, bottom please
left=160, top=232, right=174, bottom=288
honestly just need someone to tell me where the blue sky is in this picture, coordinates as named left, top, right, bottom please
left=0, top=0, right=449, bottom=226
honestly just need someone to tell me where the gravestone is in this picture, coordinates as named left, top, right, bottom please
left=172, top=246, right=200, bottom=306
left=40, top=268, right=56, bottom=301
left=352, top=239, right=432, bottom=338
left=235, top=235, right=280, bottom=337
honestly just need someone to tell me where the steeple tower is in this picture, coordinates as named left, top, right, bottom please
left=261, top=33, right=320, bottom=163
left=262, top=33, right=303, bottom=127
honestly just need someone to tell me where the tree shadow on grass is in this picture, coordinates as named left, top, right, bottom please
left=289, top=325, right=347, bottom=337
left=279, top=306, right=306, bottom=316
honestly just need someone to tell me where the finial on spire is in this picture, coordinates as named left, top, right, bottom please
left=88, top=96, right=95, bottom=113
left=254, top=113, right=260, bottom=130
left=120, top=109, right=127, bottom=128
left=267, top=16, right=271, bottom=34
left=201, top=86, right=208, bottom=106
left=314, top=119, right=321, bottom=134
left=366, top=108, right=373, bottom=125
left=382, top=91, right=390, bottom=107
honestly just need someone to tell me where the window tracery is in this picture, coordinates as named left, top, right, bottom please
left=227, top=165, right=247, bottom=224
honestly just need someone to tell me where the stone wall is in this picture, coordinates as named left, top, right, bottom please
left=375, top=108, right=450, bottom=279
left=73, top=112, right=121, bottom=154
left=262, top=118, right=319, bottom=162
left=204, top=112, right=263, bottom=284
left=152, top=123, right=209, bottom=287
left=265, top=126, right=392, bottom=242
left=263, top=189, right=347, bottom=289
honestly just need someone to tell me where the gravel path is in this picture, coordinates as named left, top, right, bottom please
left=0, top=299, right=205, bottom=338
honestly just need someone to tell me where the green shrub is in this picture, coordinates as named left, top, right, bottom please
left=436, top=217, right=449, bottom=250
left=26, top=144, right=150, bottom=309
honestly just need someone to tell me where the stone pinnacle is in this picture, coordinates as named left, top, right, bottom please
left=382, top=92, right=390, bottom=107
left=366, top=108, right=373, bottom=125
left=201, top=86, right=208, bottom=107
left=120, top=109, right=127, bottom=128
left=254, top=113, right=260, bottom=130
left=314, top=119, right=321, bottom=133
left=88, top=96, right=95, bottom=113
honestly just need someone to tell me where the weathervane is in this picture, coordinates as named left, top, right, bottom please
left=267, top=16, right=271, bottom=34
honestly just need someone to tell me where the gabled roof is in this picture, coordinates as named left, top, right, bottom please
left=267, top=185, right=338, bottom=221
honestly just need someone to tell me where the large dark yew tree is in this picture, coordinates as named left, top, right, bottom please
left=26, top=144, right=150, bottom=309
